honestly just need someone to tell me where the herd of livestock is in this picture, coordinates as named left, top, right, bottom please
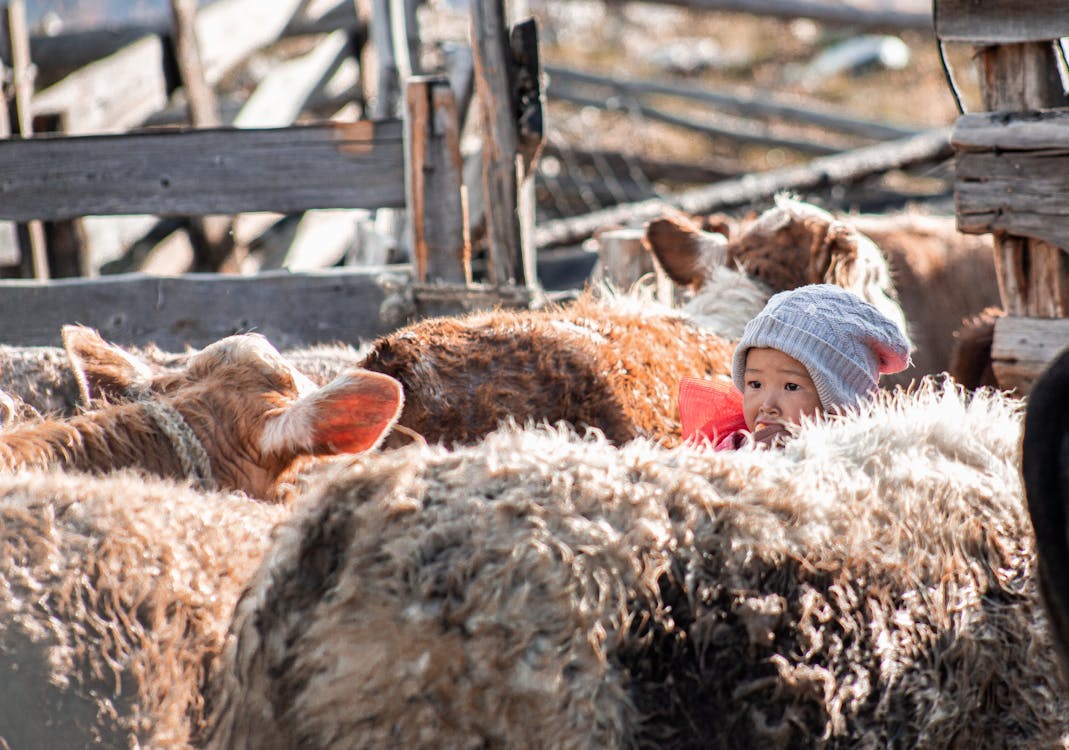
left=1, top=195, right=1068, bottom=748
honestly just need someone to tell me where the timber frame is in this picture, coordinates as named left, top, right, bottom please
left=936, top=0, right=1069, bottom=393
left=0, top=0, right=545, bottom=350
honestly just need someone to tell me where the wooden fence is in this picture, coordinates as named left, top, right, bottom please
left=0, top=0, right=543, bottom=349
left=936, top=0, right=1069, bottom=393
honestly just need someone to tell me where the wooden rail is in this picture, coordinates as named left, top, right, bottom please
left=0, top=121, right=406, bottom=222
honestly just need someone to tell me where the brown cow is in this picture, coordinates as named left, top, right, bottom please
left=644, top=196, right=999, bottom=388
left=2, top=325, right=402, bottom=501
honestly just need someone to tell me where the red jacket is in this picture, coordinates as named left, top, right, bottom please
left=678, top=377, right=748, bottom=451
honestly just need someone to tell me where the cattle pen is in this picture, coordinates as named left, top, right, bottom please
left=0, top=0, right=544, bottom=349
left=0, top=0, right=998, bottom=355
left=6, top=2, right=1069, bottom=749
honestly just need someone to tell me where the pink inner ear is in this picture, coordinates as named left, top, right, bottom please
left=310, top=374, right=404, bottom=455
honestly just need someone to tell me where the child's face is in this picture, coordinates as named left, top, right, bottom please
left=742, top=347, right=824, bottom=440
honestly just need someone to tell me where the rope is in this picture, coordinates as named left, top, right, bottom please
left=142, top=401, right=216, bottom=491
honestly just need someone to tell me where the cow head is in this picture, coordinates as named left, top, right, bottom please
left=62, top=325, right=403, bottom=500
left=644, top=195, right=911, bottom=346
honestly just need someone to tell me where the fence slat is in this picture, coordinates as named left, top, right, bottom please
left=0, top=121, right=406, bottom=221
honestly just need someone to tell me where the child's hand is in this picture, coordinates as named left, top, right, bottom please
left=752, top=423, right=791, bottom=448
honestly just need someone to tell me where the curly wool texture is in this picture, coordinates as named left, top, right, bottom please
left=642, top=381, right=1068, bottom=749
left=207, top=380, right=1069, bottom=749
left=206, top=427, right=681, bottom=750
left=0, top=470, right=286, bottom=750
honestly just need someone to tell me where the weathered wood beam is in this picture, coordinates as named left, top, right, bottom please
left=404, top=77, right=469, bottom=284
left=471, top=0, right=526, bottom=286
left=0, top=270, right=532, bottom=349
left=600, top=0, right=932, bottom=31
left=548, top=83, right=845, bottom=156
left=544, top=64, right=920, bottom=142
left=969, top=42, right=1069, bottom=323
left=991, top=315, right=1069, bottom=395
left=31, top=34, right=169, bottom=134
left=22, top=1, right=365, bottom=85
left=934, top=0, right=1067, bottom=43
left=0, top=121, right=406, bottom=222
left=542, top=142, right=737, bottom=184
left=534, top=127, right=953, bottom=249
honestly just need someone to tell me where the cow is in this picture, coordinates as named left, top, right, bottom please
left=0, top=326, right=403, bottom=501
left=644, top=195, right=1000, bottom=388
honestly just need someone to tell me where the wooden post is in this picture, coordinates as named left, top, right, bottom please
left=404, top=76, right=469, bottom=284
left=170, top=0, right=234, bottom=272
left=470, top=0, right=523, bottom=286
left=936, top=0, right=1069, bottom=390
left=170, top=0, right=220, bottom=128
left=3, top=1, right=48, bottom=280
left=0, top=17, right=16, bottom=270
left=369, top=0, right=401, bottom=118
left=977, top=42, right=1069, bottom=319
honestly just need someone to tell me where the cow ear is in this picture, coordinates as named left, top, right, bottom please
left=644, top=211, right=727, bottom=289
left=263, top=371, right=404, bottom=457
left=62, top=325, right=154, bottom=404
left=809, top=220, right=861, bottom=287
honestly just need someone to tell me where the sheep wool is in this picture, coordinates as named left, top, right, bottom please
left=206, top=379, right=1069, bottom=749
left=0, top=469, right=286, bottom=750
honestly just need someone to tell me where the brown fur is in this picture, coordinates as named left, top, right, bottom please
left=205, top=385, right=1069, bottom=748
left=852, top=213, right=999, bottom=383
left=0, top=470, right=286, bottom=749
left=360, top=293, right=736, bottom=448
left=948, top=306, right=1003, bottom=390
left=2, top=327, right=402, bottom=501
left=646, top=201, right=1001, bottom=387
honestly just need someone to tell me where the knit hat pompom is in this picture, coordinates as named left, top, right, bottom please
left=731, top=284, right=911, bottom=410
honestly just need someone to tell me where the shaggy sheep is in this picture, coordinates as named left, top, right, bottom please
left=0, top=469, right=286, bottom=749
left=205, top=380, right=1069, bottom=748
left=0, top=326, right=402, bottom=500
left=1022, top=344, right=1069, bottom=678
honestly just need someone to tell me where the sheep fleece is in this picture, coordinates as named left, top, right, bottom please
left=207, top=381, right=1069, bottom=749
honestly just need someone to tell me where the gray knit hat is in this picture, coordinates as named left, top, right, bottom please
left=732, top=284, right=911, bottom=410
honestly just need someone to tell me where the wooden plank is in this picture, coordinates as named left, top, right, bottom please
left=32, top=35, right=169, bottom=135
left=544, top=64, right=920, bottom=142
left=957, top=111, right=1069, bottom=252
left=0, top=269, right=405, bottom=349
left=22, top=1, right=364, bottom=85
left=548, top=84, right=845, bottom=155
left=992, top=315, right=1069, bottom=395
left=0, top=121, right=406, bottom=222
left=471, top=0, right=525, bottom=285
left=952, top=109, right=1069, bottom=152
left=0, top=271, right=533, bottom=350
left=534, top=127, right=953, bottom=249
left=602, top=0, right=932, bottom=30
left=370, top=0, right=401, bottom=118
left=934, top=0, right=1068, bottom=43
left=954, top=150, right=1069, bottom=250
left=405, top=77, right=469, bottom=284
left=194, top=0, right=305, bottom=83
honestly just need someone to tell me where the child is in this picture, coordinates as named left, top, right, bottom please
left=679, top=284, right=911, bottom=450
